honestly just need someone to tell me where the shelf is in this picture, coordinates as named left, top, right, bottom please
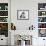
left=38, top=3, right=46, bottom=37
left=0, top=3, right=8, bottom=37
left=0, top=22, right=8, bottom=23
left=38, top=15, right=46, bottom=17
left=0, top=10, right=8, bottom=11
left=38, top=10, right=46, bottom=11
left=38, top=28, right=46, bottom=29
left=38, top=22, right=46, bottom=23
left=0, top=16, right=8, bottom=17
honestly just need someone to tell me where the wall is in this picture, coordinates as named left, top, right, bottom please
left=11, top=0, right=38, bottom=30
left=11, top=0, right=46, bottom=30
left=11, top=0, right=46, bottom=46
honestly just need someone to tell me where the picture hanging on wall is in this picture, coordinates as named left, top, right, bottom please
left=17, top=10, right=29, bottom=20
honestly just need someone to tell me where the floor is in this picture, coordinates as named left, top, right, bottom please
left=0, top=45, right=8, bottom=46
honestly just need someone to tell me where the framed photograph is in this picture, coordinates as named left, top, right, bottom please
left=17, top=10, right=29, bottom=20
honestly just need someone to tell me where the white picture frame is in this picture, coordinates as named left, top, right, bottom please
left=17, top=10, right=29, bottom=20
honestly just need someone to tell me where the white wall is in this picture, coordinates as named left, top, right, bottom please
left=11, top=0, right=38, bottom=30
left=11, top=0, right=46, bottom=46
left=11, top=0, right=46, bottom=30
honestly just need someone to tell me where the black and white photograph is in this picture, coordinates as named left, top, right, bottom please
left=17, top=10, right=29, bottom=20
